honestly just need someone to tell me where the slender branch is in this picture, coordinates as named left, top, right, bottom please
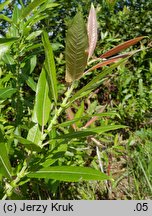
left=47, top=82, right=75, bottom=132
left=42, top=82, right=76, bottom=145
left=2, top=161, right=28, bottom=200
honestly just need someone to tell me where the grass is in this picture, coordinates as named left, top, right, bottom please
left=51, top=128, right=152, bottom=200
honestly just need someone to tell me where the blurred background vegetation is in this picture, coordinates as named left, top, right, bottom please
left=0, top=0, right=152, bottom=199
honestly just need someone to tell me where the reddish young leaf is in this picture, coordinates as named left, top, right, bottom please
left=83, top=106, right=106, bottom=128
left=100, top=36, right=145, bottom=59
left=87, top=3, right=98, bottom=59
left=85, top=48, right=144, bottom=74
left=86, top=55, right=128, bottom=73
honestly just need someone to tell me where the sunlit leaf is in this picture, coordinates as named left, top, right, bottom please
left=0, top=44, right=10, bottom=59
left=45, top=3, right=60, bottom=9
left=87, top=54, right=130, bottom=72
left=34, top=68, right=52, bottom=126
left=87, top=4, right=98, bottom=59
left=0, top=38, right=19, bottom=44
left=42, top=31, right=58, bottom=103
left=0, top=141, right=12, bottom=180
left=0, top=88, right=17, bottom=100
left=28, top=166, right=111, bottom=182
left=21, top=0, right=46, bottom=19
left=55, top=125, right=127, bottom=139
left=0, top=14, right=12, bottom=23
left=0, top=0, right=11, bottom=12
left=0, top=37, right=19, bottom=59
left=57, top=112, right=119, bottom=128
left=26, top=30, right=42, bottom=41
left=74, top=101, right=85, bottom=127
left=100, top=36, right=145, bottom=58
left=12, top=4, right=21, bottom=24
left=27, top=124, right=42, bottom=146
left=14, top=135, right=42, bottom=152
left=21, top=72, right=36, bottom=92
left=65, top=11, right=88, bottom=82
left=88, top=48, right=144, bottom=72
left=24, top=44, right=42, bottom=53
left=7, top=6, right=21, bottom=37
left=2, top=53, right=15, bottom=65
left=22, top=55, right=37, bottom=74
left=70, top=58, right=128, bottom=103
left=25, top=15, right=48, bottom=28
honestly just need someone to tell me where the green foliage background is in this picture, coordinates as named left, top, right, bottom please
left=0, top=0, right=151, bottom=199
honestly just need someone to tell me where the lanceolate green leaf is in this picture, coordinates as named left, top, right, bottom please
left=12, top=4, right=21, bottom=24
left=70, top=58, right=128, bottom=103
left=65, top=11, right=88, bottom=82
left=55, top=125, right=127, bottom=139
left=8, top=5, right=21, bottom=37
left=21, top=74, right=36, bottom=92
left=14, top=135, right=42, bottom=152
left=0, top=88, right=17, bottom=100
left=27, top=124, right=42, bottom=146
left=0, top=37, right=19, bottom=59
left=42, top=31, right=58, bottom=103
left=28, top=166, right=110, bottom=182
left=0, top=37, right=19, bottom=44
left=2, top=53, right=15, bottom=65
left=0, top=14, right=12, bottom=23
left=26, top=30, right=42, bottom=41
left=21, top=0, right=46, bottom=19
left=34, top=68, right=52, bottom=126
left=0, top=0, right=11, bottom=12
left=57, top=112, right=119, bottom=128
left=0, top=142, right=12, bottom=180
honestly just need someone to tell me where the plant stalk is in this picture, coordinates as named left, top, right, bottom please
left=2, top=161, right=28, bottom=200
left=42, top=82, right=76, bottom=144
